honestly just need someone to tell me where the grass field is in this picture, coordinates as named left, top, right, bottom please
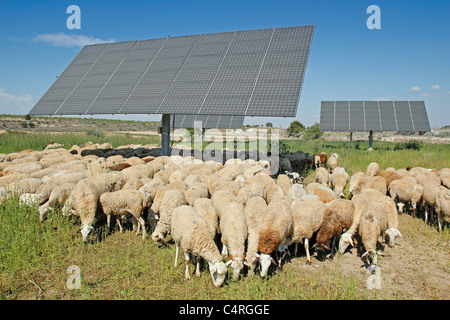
left=0, top=131, right=449, bottom=300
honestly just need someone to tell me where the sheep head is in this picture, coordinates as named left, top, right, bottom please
left=257, top=253, right=277, bottom=278
left=226, top=257, right=244, bottom=281
left=80, top=224, right=94, bottom=243
left=208, top=261, right=227, bottom=287
left=338, top=232, right=354, bottom=254
left=384, top=228, right=403, bottom=248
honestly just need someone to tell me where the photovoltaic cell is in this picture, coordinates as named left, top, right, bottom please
left=319, top=101, right=430, bottom=132
left=29, top=25, right=314, bottom=117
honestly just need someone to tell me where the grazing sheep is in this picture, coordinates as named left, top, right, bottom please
left=315, top=152, right=327, bottom=168
left=63, top=179, right=100, bottom=242
left=19, top=193, right=41, bottom=208
left=0, top=178, right=42, bottom=204
left=99, top=189, right=148, bottom=240
left=39, top=183, right=75, bottom=222
left=184, top=182, right=209, bottom=206
left=326, top=153, right=339, bottom=173
left=366, top=162, right=380, bottom=177
left=351, top=175, right=387, bottom=197
left=422, top=180, right=442, bottom=224
left=236, top=177, right=266, bottom=204
left=348, top=172, right=366, bottom=198
left=220, top=201, right=248, bottom=280
left=338, top=193, right=371, bottom=254
left=193, top=198, right=219, bottom=238
left=211, top=189, right=242, bottom=219
left=257, top=195, right=293, bottom=277
left=244, top=196, right=268, bottom=276
left=90, top=172, right=126, bottom=195
left=37, top=172, right=87, bottom=204
left=330, top=167, right=349, bottom=198
left=171, top=205, right=228, bottom=287
left=306, top=183, right=337, bottom=203
left=276, top=174, right=292, bottom=195
left=314, top=199, right=355, bottom=259
left=377, top=170, right=402, bottom=187
left=315, top=167, right=330, bottom=186
left=358, top=202, right=388, bottom=270
left=151, top=189, right=187, bottom=243
left=388, top=178, right=423, bottom=217
left=435, top=187, right=450, bottom=232
left=287, top=184, right=307, bottom=201
left=291, top=198, right=326, bottom=264
left=360, top=188, right=402, bottom=248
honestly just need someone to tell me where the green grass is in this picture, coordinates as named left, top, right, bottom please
left=0, top=131, right=160, bottom=154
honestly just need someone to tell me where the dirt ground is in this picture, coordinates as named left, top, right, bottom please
left=285, top=213, right=450, bottom=299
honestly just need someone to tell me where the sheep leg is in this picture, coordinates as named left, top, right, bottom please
left=136, top=216, right=147, bottom=240
left=438, top=212, right=443, bottom=233
left=329, top=235, right=339, bottom=260
left=116, top=216, right=124, bottom=233
left=221, top=244, right=228, bottom=258
left=174, top=243, right=179, bottom=268
left=294, top=242, right=298, bottom=257
left=304, top=238, right=311, bottom=265
left=107, top=214, right=112, bottom=230
left=195, top=255, right=201, bottom=277
left=184, top=252, right=191, bottom=280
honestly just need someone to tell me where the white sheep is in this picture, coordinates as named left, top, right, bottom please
left=338, top=193, right=371, bottom=254
left=388, top=177, right=423, bottom=217
left=360, top=188, right=402, bottom=248
left=348, top=171, right=366, bottom=197
left=330, top=167, right=349, bottom=198
left=171, top=205, right=228, bottom=287
left=306, top=182, right=337, bottom=203
left=219, top=200, right=248, bottom=280
left=287, top=183, right=307, bottom=201
left=63, top=179, right=100, bottom=242
left=193, top=198, right=219, bottom=238
left=315, top=167, right=330, bottom=186
left=151, top=189, right=187, bottom=243
left=39, top=182, right=75, bottom=222
left=0, top=178, right=42, bottom=204
left=244, top=196, right=268, bottom=276
left=358, top=201, right=388, bottom=270
left=422, top=180, right=443, bottom=224
left=19, top=193, right=41, bottom=208
left=257, top=194, right=293, bottom=277
left=291, top=198, right=326, bottom=264
left=211, top=189, right=242, bottom=219
left=366, top=162, right=380, bottom=177
left=435, top=187, right=450, bottom=232
left=99, top=189, right=148, bottom=240
left=326, top=153, right=339, bottom=173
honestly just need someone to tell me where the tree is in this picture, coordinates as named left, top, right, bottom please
left=265, top=122, right=273, bottom=128
left=304, top=122, right=323, bottom=140
left=286, top=121, right=305, bottom=136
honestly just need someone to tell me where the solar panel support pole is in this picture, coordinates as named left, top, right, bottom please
left=161, top=114, right=171, bottom=156
left=368, top=130, right=373, bottom=149
left=349, top=132, right=353, bottom=142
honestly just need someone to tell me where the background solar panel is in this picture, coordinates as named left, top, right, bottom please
left=29, top=25, right=314, bottom=117
left=319, top=101, right=430, bottom=132
left=158, top=114, right=244, bottom=129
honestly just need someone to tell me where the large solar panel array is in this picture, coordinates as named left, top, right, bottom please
left=319, top=101, right=430, bottom=132
left=29, top=25, right=315, bottom=117
left=158, top=114, right=244, bottom=129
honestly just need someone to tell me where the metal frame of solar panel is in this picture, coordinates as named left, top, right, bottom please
left=319, top=101, right=430, bottom=133
left=158, top=115, right=244, bottom=129
left=28, top=25, right=314, bottom=117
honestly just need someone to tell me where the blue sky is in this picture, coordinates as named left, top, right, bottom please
left=0, top=0, right=449, bottom=129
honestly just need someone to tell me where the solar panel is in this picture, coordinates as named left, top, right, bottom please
left=29, top=25, right=314, bottom=117
left=158, top=114, right=244, bottom=129
left=319, top=101, right=430, bottom=132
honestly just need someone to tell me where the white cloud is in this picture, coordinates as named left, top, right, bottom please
left=33, top=32, right=115, bottom=48
left=420, top=92, right=430, bottom=97
left=431, top=84, right=440, bottom=90
left=0, top=89, right=33, bottom=115
left=410, top=86, right=421, bottom=92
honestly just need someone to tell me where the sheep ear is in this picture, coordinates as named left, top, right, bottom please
left=244, top=261, right=251, bottom=267
left=270, top=257, right=278, bottom=267
left=396, top=230, right=403, bottom=238
left=225, top=260, right=233, bottom=266
left=349, top=236, right=354, bottom=247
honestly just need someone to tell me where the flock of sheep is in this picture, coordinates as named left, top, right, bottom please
left=0, top=143, right=449, bottom=288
